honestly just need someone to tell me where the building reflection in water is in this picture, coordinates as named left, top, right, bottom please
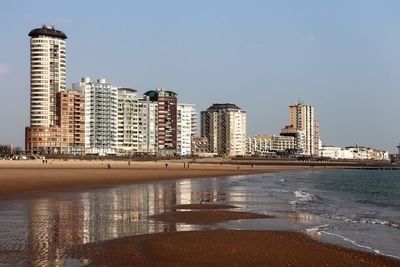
left=0, top=176, right=248, bottom=266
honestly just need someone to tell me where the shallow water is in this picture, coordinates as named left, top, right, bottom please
left=0, top=170, right=399, bottom=266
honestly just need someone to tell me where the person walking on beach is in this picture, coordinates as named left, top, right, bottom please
left=165, top=163, right=168, bottom=168
left=128, top=160, right=131, bottom=166
left=107, top=163, right=111, bottom=169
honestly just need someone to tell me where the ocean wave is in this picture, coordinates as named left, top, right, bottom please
left=321, top=214, right=400, bottom=230
left=293, top=190, right=316, bottom=202
left=320, top=231, right=400, bottom=260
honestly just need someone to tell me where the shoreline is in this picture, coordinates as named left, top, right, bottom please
left=0, top=159, right=347, bottom=198
left=2, top=160, right=398, bottom=266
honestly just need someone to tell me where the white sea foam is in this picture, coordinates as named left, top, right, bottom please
left=321, top=214, right=400, bottom=230
left=293, top=190, right=316, bottom=202
left=320, top=231, right=400, bottom=260
left=273, top=189, right=290, bottom=193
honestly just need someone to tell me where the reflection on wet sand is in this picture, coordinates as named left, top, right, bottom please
left=0, top=178, right=231, bottom=266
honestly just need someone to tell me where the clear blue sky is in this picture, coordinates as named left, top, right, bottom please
left=0, top=0, right=399, bottom=152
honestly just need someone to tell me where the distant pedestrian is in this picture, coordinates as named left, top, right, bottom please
left=220, top=162, right=222, bottom=166
left=251, top=164, right=254, bottom=168
left=165, top=163, right=168, bottom=168
left=183, top=163, right=186, bottom=168
left=42, top=159, right=45, bottom=164
left=45, top=160, right=48, bottom=164
left=128, top=160, right=131, bottom=166
left=237, top=166, right=240, bottom=170
left=187, top=163, right=190, bottom=169
left=108, top=163, right=111, bottom=169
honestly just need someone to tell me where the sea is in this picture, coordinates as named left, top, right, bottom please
left=0, top=169, right=399, bottom=266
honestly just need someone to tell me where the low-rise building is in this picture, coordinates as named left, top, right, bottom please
left=319, top=145, right=389, bottom=160
left=25, top=126, right=62, bottom=155
left=191, top=136, right=211, bottom=156
left=246, top=135, right=295, bottom=156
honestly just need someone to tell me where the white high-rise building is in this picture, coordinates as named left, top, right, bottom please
left=117, top=88, right=139, bottom=155
left=138, top=96, right=158, bottom=154
left=289, top=102, right=319, bottom=156
left=201, top=103, right=246, bottom=156
left=28, top=25, right=67, bottom=127
left=73, top=77, right=118, bottom=155
left=177, top=104, right=197, bottom=156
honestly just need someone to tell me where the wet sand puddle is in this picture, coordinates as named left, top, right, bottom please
left=0, top=177, right=266, bottom=266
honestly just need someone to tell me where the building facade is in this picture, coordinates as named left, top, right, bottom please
left=117, top=88, right=139, bottom=155
left=246, top=135, right=295, bottom=156
left=73, top=77, right=118, bottom=155
left=26, top=25, right=67, bottom=155
left=57, top=90, right=85, bottom=155
left=288, top=102, right=319, bottom=156
left=28, top=25, right=67, bottom=127
left=177, top=104, right=197, bottom=156
left=191, top=136, right=210, bottom=156
left=201, top=103, right=246, bottom=156
left=280, top=125, right=305, bottom=154
left=138, top=97, right=158, bottom=154
left=143, top=89, right=177, bottom=155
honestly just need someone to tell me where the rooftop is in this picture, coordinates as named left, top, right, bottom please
left=28, top=25, right=67, bottom=40
left=207, top=103, right=241, bottom=111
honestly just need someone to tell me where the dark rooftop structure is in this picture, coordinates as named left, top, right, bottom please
left=118, top=88, right=137, bottom=93
left=144, top=89, right=177, bottom=101
left=207, top=103, right=241, bottom=111
left=28, top=25, right=67, bottom=40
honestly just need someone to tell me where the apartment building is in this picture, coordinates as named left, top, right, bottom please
left=117, top=88, right=139, bottom=155
left=25, top=25, right=67, bottom=154
left=201, top=103, right=246, bottom=156
left=138, top=97, right=158, bottom=154
left=288, top=102, right=319, bottom=156
left=73, top=77, right=118, bottom=155
left=57, top=90, right=85, bottom=155
left=143, top=89, right=177, bottom=155
left=177, top=104, right=197, bottom=156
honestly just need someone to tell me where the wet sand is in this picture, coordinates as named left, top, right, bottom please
left=4, top=160, right=394, bottom=266
left=175, top=203, right=238, bottom=210
left=69, top=229, right=400, bottom=267
left=151, top=210, right=271, bottom=224
left=0, top=160, right=332, bottom=198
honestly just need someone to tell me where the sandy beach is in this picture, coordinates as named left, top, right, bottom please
left=69, top=229, right=400, bottom=267
left=1, top=160, right=398, bottom=266
left=0, top=159, right=332, bottom=198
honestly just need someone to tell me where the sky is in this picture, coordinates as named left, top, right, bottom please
left=0, top=0, right=400, bottom=152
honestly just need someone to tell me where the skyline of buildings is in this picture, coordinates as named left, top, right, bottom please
left=22, top=25, right=390, bottom=159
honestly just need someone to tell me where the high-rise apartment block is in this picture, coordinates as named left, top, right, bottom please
left=177, top=104, right=197, bottom=156
left=144, top=89, right=177, bottom=155
left=73, top=77, right=118, bottom=155
left=201, top=103, right=246, bottom=156
left=28, top=25, right=67, bottom=127
left=287, top=102, right=320, bottom=156
left=117, top=88, right=139, bottom=155
left=138, top=97, right=158, bottom=154
left=25, top=25, right=69, bottom=155
left=57, top=90, right=85, bottom=155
